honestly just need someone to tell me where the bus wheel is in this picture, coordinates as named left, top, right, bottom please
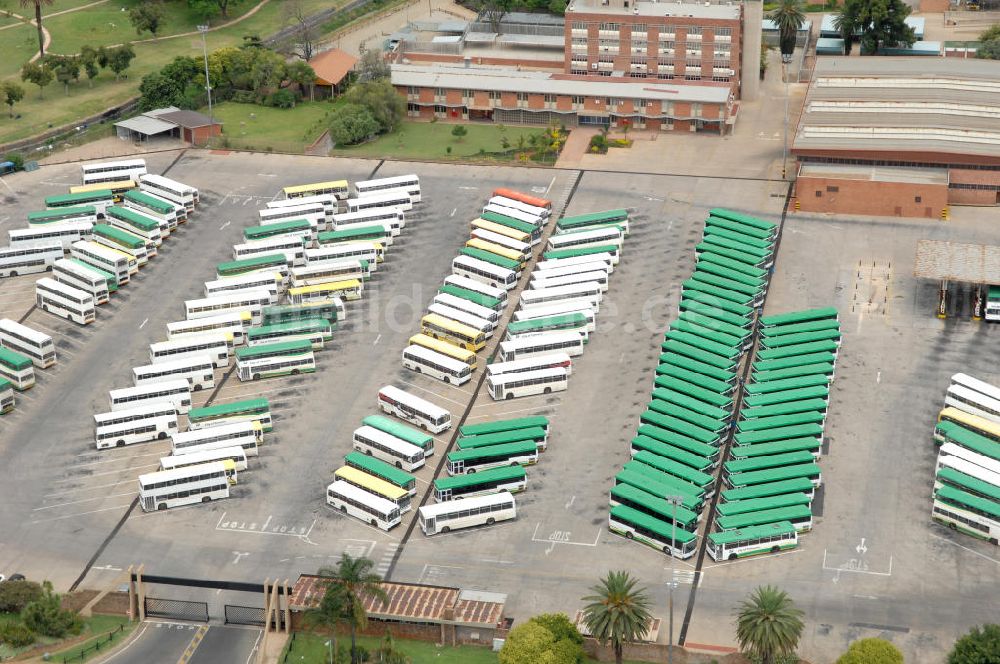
left=157, top=432, right=167, bottom=440
left=506, top=394, right=514, bottom=400
left=193, top=384, right=202, bottom=391
left=543, top=387, right=552, bottom=394
left=116, top=440, right=125, bottom=447
left=291, top=369, right=299, bottom=375
left=253, top=374, right=261, bottom=380
left=371, top=519, right=377, bottom=527
left=158, top=503, right=167, bottom=511
left=9, top=271, right=17, bottom=277
left=365, top=449, right=373, bottom=456
left=728, top=553, right=738, bottom=561
left=395, top=461, right=402, bottom=469
left=341, top=506, right=347, bottom=513
left=202, top=496, right=211, bottom=503
left=443, top=376, right=450, bottom=384
left=771, top=546, right=780, bottom=553
left=467, top=468, right=477, bottom=474
left=486, top=518, right=495, bottom=526
left=625, top=532, right=633, bottom=539
left=441, top=526, right=450, bottom=533
left=948, top=522, right=957, bottom=531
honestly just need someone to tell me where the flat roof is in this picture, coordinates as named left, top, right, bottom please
left=114, top=115, right=177, bottom=136
left=798, top=163, right=949, bottom=185
left=391, top=64, right=731, bottom=104
left=793, top=58, right=1000, bottom=159
left=913, top=240, right=1000, bottom=284
left=567, top=0, right=740, bottom=19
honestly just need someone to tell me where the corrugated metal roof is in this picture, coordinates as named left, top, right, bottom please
left=913, top=240, right=1000, bottom=283
left=114, top=115, right=177, bottom=135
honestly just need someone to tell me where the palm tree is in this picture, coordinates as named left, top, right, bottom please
left=19, top=0, right=54, bottom=59
left=317, top=554, right=390, bottom=664
left=581, top=570, right=652, bottom=664
left=832, top=3, right=859, bottom=56
left=767, top=0, right=805, bottom=63
left=734, top=585, right=804, bottom=664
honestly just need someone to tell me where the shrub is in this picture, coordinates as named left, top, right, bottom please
left=837, top=638, right=903, bottom=664
left=21, top=582, right=83, bottom=638
left=948, top=624, right=1000, bottom=664
left=0, top=622, right=36, bottom=648
left=231, top=90, right=257, bottom=104
left=0, top=579, right=44, bottom=613
left=588, top=134, right=608, bottom=154
left=267, top=89, right=296, bottom=109
left=329, top=103, right=380, bottom=146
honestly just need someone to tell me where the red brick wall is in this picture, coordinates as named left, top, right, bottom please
left=795, top=176, right=948, bottom=217
left=949, top=189, right=996, bottom=205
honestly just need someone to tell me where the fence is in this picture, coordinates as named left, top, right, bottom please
left=144, top=597, right=210, bottom=623
left=59, top=624, right=126, bottom=664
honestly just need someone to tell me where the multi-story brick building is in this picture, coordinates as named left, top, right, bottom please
left=391, top=0, right=762, bottom=133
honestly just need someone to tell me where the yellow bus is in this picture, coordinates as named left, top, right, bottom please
left=420, top=313, right=486, bottom=352
left=938, top=406, right=1000, bottom=445
left=334, top=465, right=412, bottom=512
left=289, top=278, right=363, bottom=304
left=466, top=237, right=528, bottom=266
left=470, top=218, right=532, bottom=245
left=71, top=179, right=137, bottom=202
left=409, top=333, right=477, bottom=370
left=283, top=180, right=350, bottom=200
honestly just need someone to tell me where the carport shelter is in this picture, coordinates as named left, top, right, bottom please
left=115, top=107, right=222, bottom=144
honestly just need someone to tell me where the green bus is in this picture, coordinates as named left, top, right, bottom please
left=755, top=340, right=840, bottom=362
left=661, top=340, right=738, bottom=371
left=736, top=411, right=826, bottom=433
left=246, top=319, right=333, bottom=349
left=668, top=321, right=744, bottom=352
left=610, top=483, right=700, bottom=531
left=716, top=504, right=813, bottom=533
left=741, top=399, right=829, bottom=420
left=93, top=223, right=146, bottom=251
left=68, top=257, right=119, bottom=293
left=700, top=233, right=773, bottom=263
left=759, top=328, right=842, bottom=349
left=608, top=504, right=699, bottom=559
left=0, top=347, right=34, bottom=390
left=679, top=299, right=751, bottom=331
left=761, top=318, right=841, bottom=338
left=438, top=284, right=505, bottom=312
left=188, top=397, right=272, bottom=432
left=682, top=278, right=755, bottom=307
left=433, top=465, right=527, bottom=501
left=730, top=437, right=822, bottom=459
left=702, top=226, right=774, bottom=252
left=707, top=521, right=797, bottom=561
left=721, top=477, right=816, bottom=502
left=699, top=251, right=768, bottom=280
left=445, top=440, right=538, bottom=475
left=696, top=243, right=769, bottom=270
left=457, top=426, right=549, bottom=452
left=262, top=302, right=339, bottom=326
left=557, top=209, right=628, bottom=232
left=704, top=215, right=776, bottom=242
left=717, top=492, right=812, bottom=517
left=542, top=244, right=621, bottom=263
left=344, top=451, right=417, bottom=496
left=708, top=208, right=777, bottom=234
left=678, top=310, right=749, bottom=340
left=363, top=415, right=434, bottom=454
left=744, top=374, right=831, bottom=395
left=616, top=466, right=703, bottom=508
left=753, top=353, right=837, bottom=373
left=245, top=219, right=313, bottom=242
left=935, top=467, right=1000, bottom=502
left=651, top=386, right=731, bottom=422
left=630, top=434, right=715, bottom=471
left=123, top=189, right=176, bottom=217
left=760, top=307, right=839, bottom=328
left=640, top=409, right=720, bottom=445
left=733, top=423, right=824, bottom=446
left=459, top=416, right=549, bottom=438
left=636, top=423, right=719, bottom=459
left=752, top=361, right=836, bottom=383
left=318, top=226, right=388, bottom=245
left=680, top=289, right=754, bottom=319
left=481, top=211, right=542, bottom=244
left=742, top=385, right=830, bottom=408
left=655, top=365, right=735, bottom=397
left=632, top=449, right=714, bottom=493
left=659, top=351, right=737, bottom=382
left=45, top=190, right=114, bottom=210
left=104, top=206, right=160, bottom=235
left=725, top=463, right=822, bottom=490
left=235, top=339, right=313, bottom=363
left=460, top=246, right=521, bottom=272
left=933, top=421, right=1000, bottom=461
left=724, top=450, right=817, bottom=475
left=654, top=375, right=733, bottom=409
left=507, top=313, right=589, bottom=339
left=28, top=206, right=97, bottom=225
left=217, top=254, right=289, bottom=278
left=648, top=399, right=727, bottom=435
left=690, top=269, right=762, bottom=299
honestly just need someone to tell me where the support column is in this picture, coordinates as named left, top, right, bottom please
left=283, top=579, right=291, bottom=634
left=972, top=285, right=984, bottom=320
left=938, top=279, right=948, bottom=318
left=136, top=564, right=146, bottom=621
left=740, top=0, right=763, bottom=102
left=127, top=565, right=136, bottom=622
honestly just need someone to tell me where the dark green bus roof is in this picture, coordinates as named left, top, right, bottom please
left=707, top=520, right=796, bottom=546
left=235, top=339, right=312, bottom=361
left=742, top=385, right=830, bottom=408
left=721, top=478, right=815, bottom=502
left=104, top=206, right=159, bottom=232
left=725, top=450, right=817, bottom=475
left=434, top=465, right=526, bottom=491
left=189, top=397, right=269, bottom=421
left=636, top=423, right=719, bottom=459
left=630, top=434, right=714, bottom=471
left=610, top=504, right=699, bottom=544
left=28, top=206, right=96, bottom=222
left=753, top=352, right=837, bottom=373
left=124, top=190, right=174, bottom=214
left=741, top=399, right=829, bottom=420
left=461, top=247, right=521, bottom=271
left=438, top=284, right=504, bottom=311
left=716, top=505, right=812, bottom=531
left=717, top=492, right=812, bottom=517
left=730, top=437, right=821, bottom=459
left=457, top=426, right=548, bottom=450
left=653, top=375, right=733, bottom=409
left=460, top=416, right=549, bottom=437
left=760, top=307, right=839, bottom=327
left=733, top=423, right=824, bottom=446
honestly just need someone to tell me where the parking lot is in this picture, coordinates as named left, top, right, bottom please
left=0, top=150, right=997, bottom=664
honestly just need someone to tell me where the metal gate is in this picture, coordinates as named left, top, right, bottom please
left=144, top=597, right=209, bottom=622
left=225, top=604, right=285, bottom=629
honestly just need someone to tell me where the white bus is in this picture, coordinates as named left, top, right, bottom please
left=488, top=352, right=573, bottom=378
left=532, top=270, right=609, bottom=293
left=326, top=220, right=394, bottom=246
left=427, top=303, right=494, bottom=336
left=136, top=189, right=187, bottom=224
left=92, top=228, right=148, bottom=267
left=488, top=367, right=569, bottom=400
left=82, top=158, right=146, bottom=185
left=432, top=293, right=500, bottom=326
left=138, top=461, right=230, bottom=512
left=185, top=290, right=272, bottom=325
left=354, top=174, right=420, bottom=202
left=267, top=194, right=337, bottom=226
left=138, top=173, right=198, bottom=211
left=497, top=332, right=584, bottom=363
left=326, top=479, right=401, bottom=531
left=513, top=302, right=596, bottom=333
left=236, top=351, right=315, bottom=381
left=36, top=277, right=96, bottom=325
left=419, top=492, right=517, bottom=536
left=0, top=242, right=63, bottom=278
left=94, top=403, right=178, bottom=449
left=332, top=209, right=404, bottom=234
left=443, top=275, right=508, bottom=307
left=936, top=454, right=1000, bottom=489
left=345, top=191, right=413, bottom=214
left=122, top=190, right=178, bottom=231
left=109, top=379, right=191, bottom=414
left=306, top=243, right=382, bottom=270
left=944, top=384, right=1000, bottom=425
left=937, top=443, right=1000, bottom=476
left=258, top=204, right=326, bottom=232
left=547, top=227, right=623, bottom=253
left=161, top=447, right=245, bottom=483
left=233, top=237, right=306, bottom=267
left=133, top=355, right=215, bottom=391
left=204, top=273, right=282, bottom=302
left=0, top=319, right=56, bottom=369
left=106, top=205, right=167, bottom=243
left=353, top=425, right=425, bottom=471
left=150, top=333, right=231, bottom=369
left=470, top=228, right=532, bottom=261
left=0, top=380, right=13, bottom=414
left=9, top=222, right=93, bottom=251
left=168, top=311, right=251, bottom=345
left=536, top=253, right=616, bottom=274
left=482, top=203, right=543, bottom=227
left=291, top=261, right=369, bottom=287
left=288, top=280, right=362, bottom=305
left=401, top=345, right=473, bottom=386
left=520, top=282, right=603, bottom=311
left=489, top=195, right=549, bottom=219
left=53, top=258, right=110, bottom=305
left=377, top=385, right=452, bottom=434
left=0, top=346, right=34, bottom=390
left=70, top=241, right=131, bottom=285
left=172, top=421, right=262, bottom=457
left=532, top=260, right=611, bottom=281
left=452, top=255, right=518, bottom=291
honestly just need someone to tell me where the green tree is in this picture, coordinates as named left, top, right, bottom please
left=248, top=49, right=287, bottom=94
left=841, top=0, right=915, bottom=55
left=837, top=638, right=903, bottom=664
left=0, top=622, right=35, bottom=648
left=21, top=581, right=83, bottom=638
left=303, top=578, right=350, bottom=664
left=373, top=630, right=410, bottom=664
left=284, top=60, right=316, bottom=97
left=107, top=44, right=136, bottom=80
left=129, top=1, right=166, bottom=38
left=475, top=0, right=512, bottom=33
left=978, top=23, right=1000, bottom=42
left=356, top=47, right=390, bottom=82
left=531, top=613, right=584, bottom=648
left=0, top=578, right=42, bottom=610
left=451, top=125, right=467, bottom=142
left=499, top=622, right=561, bottom=664
left=948, top=624, right=1000, bottom=664
left=138, top=71, right=184, bottom=111
left=20, top=61, right=53, bottom=98
left=80, top=45, right=101, bottom=86
left=19, top=0, right=54, bottom=58
left=1, top=81, right=25, bottom=118
left=734, top=586, right=804, bottom=664
left=344, top=80, right=404, bottom=133
left=46, top=54, right=80, bottom=95
left=581, top=571, right=652, bottom=664
left=315, top=554, right=390, bottom=664
left=977, top=40, right=1000, bottom=59
left=832, top=3, right=859, bottom=54
left=767, top=0, right=805, bottom=61
left=188, top=0, right=243, bottom=19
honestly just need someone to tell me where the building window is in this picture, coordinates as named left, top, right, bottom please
left=711, top=76, right=730, bottom=82
left=406, top=86, right=417, bottom=94
left=716, top=27, right=732, bottom=36
left=657, top=73, right=675, bottom=80
left=544, top=94, right=556, bottom=102
left=599, top=22, right=619, bottom=30
left=517, top=92, right=528, bottom=101
left=685, top=74, right=701, bottom=81
left=463, top=89, right=472, bottom=98
left=632, top=23, right=647, bottom=32
left=572, top=38, right=588, bottom=46
left=435, top=88, right=444, bottom=96
left=599, top=71, right=612, bottom=76
left=915, top=196, right=922, bottom=203
left=687, top=26, right=702, bottom=35
left=572, top=21, right=587, bottom=30
left=826, top=186, right=839, bottom=193
left=598, top=54, right=614, bottom=62
left=572, top=96, right=584, bottom=104
left=434, top=105, right=446, bottom=113
left=815, top=191, right=823, bottom=197
left=691, top=102, right=702, bottom=117
left=407, top=103, right=420, bottom=112
left=489, top=91, right=501, bottom=100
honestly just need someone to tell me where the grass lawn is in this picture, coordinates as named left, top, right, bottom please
left=333, top=122, right=544, bottom=162
left=211, top=100, right=339, bottom=152
left=48, top=615, right=134, bottom=663
left=0, top=24, right=43, bottom=79
left=0, top=613, right=130, bottom=661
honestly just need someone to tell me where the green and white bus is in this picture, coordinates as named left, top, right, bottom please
left=730, top=437, right=822, bottom=459
left=326, top=480, right=401, bottom=531
left=760, top=307, right=838, bottom=329
left=753, top=363, right=837, bottom=384
left=291, top=261, right=370, bottom=287
left=433, top=465, right=527, bottom=501
left=247, top=319, right=332, bottom=350
left=755, top=340, right=840, bottom=362
left=104, top=206, right=163, bottom=246
left=122, top=189, right=178, bottom=231
left=647, top=399, right=727, bottom=437
left=345, top=451, right=418, bottom=496
left=446, top=440, right=537, bottom=475
left=608, top=504, right=698, bottom=559
left=506, top=313, right=590, bottom=342
left=236, top=350, right=315, bottom=381
left=708, top=208, right=777, bottom=236
left=635, top=423, right=719, bottom=459
left=188, top=397, right=272, bottom=432
left=682, top=278, right=754, bottom=308
left=640, top=409, right=719, bottom=446
left=651, top=386, right=732, bottom=422
left=235, top=339, right=313, bottom=363
left=610, top=483, right=700, bottom=531
left=706, top=521, right=798, bottom=561
left=716, top=493, right=812, bottom=518
left=742, top=385, right=830, bottom=409
left=758, top=329, right=842, bottom=350
left=457, top=426, right=549, bottom=452
left=480, top=210, right=542, bottom=245
left=0, top=378, right=13, bottom=414
left=659, top=351, right=737, bottom=384
left=725, top=463, right=822, bottom=490
left=419, top=492, right=517, bottom=536
left=744, top=374, right=832, bottom=396
left=721, top=477, right=816, bottom=502
left=28, top=206, right=98, bottom=227
left=630, top=449, right=714, bottom=494
left=556, top=209, right=628, bottom=234
left=318, top=225, right=392, bottom=247
left=733, top=423, right=824, bottom=446
left=655, top=365, right=735, bottom=397
left=617, top=464, right=704, bottom=510
left=352, top=425, right=425, bottom=471
left=244, top=219, right=315, bottom=244
left=630, top=434, right=715, bottom=471
left=217, top=254, right=290, bottom=279
left=695, top=242, right=769, bottom=270
left=0, top=346, right=35, bottom=390
left=92, top=223, right=151, bottom=265
left=362, top=414, right=434, bottom=457
left=661, top=340, right=738, bottom=371
left=459, top=416, right=549, bottom=438
left=53, top=258, right=110, bottom=305
left=931, top=484, right=1000, bottom=544
left=724, top=451, right=818, bottom=476
left=736, top=411, right=826, bottom=433
left=543, top=244, right=621, bottom=266
left=654, top=376, right=733, bottom=409
left=752, top=352, right=837, bottom=374
left=262, top=301, right=342, bottom=327
left=45, top=190, right=114, bottom=217
left=70, top=240, right=132, bottom=286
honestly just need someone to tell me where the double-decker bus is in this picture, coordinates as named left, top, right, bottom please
left=268, top=194, right=337, bottom=225
left=497, top=331, right=584, bottom=363
left=0, top=379, right=13, bottom=414
left=945, top=374, right=1000, bottom=424
left=244, top=219, right=316, bottom=246
left=319, top=224, right=393, bottom=248
left=520, top=284, right=602, bottom=312
left=263, top=301, right=343, bottom=327
left=489, top=194, right=550, bottom=220
left=138, top=462, right=230, bottom=512
left=354, top=174, right=421, bottom=203
left=470, top=218, right=532, bottom=246
left=480, top=211, right=542, bottom=246
left=204, top=272, right=282, bottom=302
left=0, top=347, right=35, bottom=390
left=335, top=465, right=411, bottom=512
left=53, top=259, right=110, bottom=305
left=442, top=275, right=507, bottom=310
left=419, top=493, right=517, bottom=536
left=427, top=302, right=493, bottom=336
left=0, top=319, right=56, bottom=368
left=306, top=242, right=382, bottom=270
left=487, top=367, right=568, bottom=400
left=185, top=290, right=272, bottom=325
left=136, top=173, right=199, bottom=210
left=459, top=415, right=550, bottom=438
left=352, top=425, right=425, bottom=471
left=0, top=243, right=63, bottom=278
left=557, top=209, right=628, bottom=233
left=433, top=292, right=500, bottom=326
left=345, top=190, right=413, bottom=213
left=216, top=254, right=290, bottom=280
left=289, top=279, right=363, bottom=304
left=332, top=209, right=404, bottom=234
left=233, top=236, right=306, bottom=267
left=70, top=241, right=131, bottom=285
left=109, top=379, right=191, bottom=414
left=9, top=222, right=93, bottom=251
left=93, top=403, right=178, bottom=449
left=133, top=355, right=215, bottom=391
left=284, top=180, right=349, bottom=200
left=45, top=191, right=114, bottom=217
left=92, top=223, right=151, bottom=265
left=188, top=397, right=272, bottom=432
left=171, top=421, right=262, bottom=457
left=505, top=313, right=590, bottom=341
left=161, top=448, right=244, bottom=483
left=71, top=180, right=137, bottom=202
left=82, top=158, right=146, bottom=185
left=36, top=277, right=96, bottom=325
left=168, top=311, right=251, bottom=346
left=291, top=261, right=369, bottom=287
left=377, top=385, right=451, bottom=433
left=433, top=465, right=527, bottom=501
left=931, top=484, right=1000, bottom=544
left=123, top=190, right=178, bottom=231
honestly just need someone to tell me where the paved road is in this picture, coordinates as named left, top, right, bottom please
left=188, top=625, right=262, bottom=664
left=97, top=620, right=200, bottom=664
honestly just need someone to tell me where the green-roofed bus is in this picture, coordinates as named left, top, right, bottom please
left=753, top=353, right=837, bottom=374
left=640, top=410, right=720, bottom=446
left=556, top=209, right=629, bottom=233
left=733, top=423, right=824, bottom=446
left=716, top=504, right=813, bottom=533
left=0, top=347, right=34, bottom=390
left=246, top=318, right=332, bottom=350
left=659, top=352, right=737, bottom=383
left=708, top=208, right=777, bottom=233
left=244, top=219, right=315, bottom=244
left=123, top=190, right=178, bottom=231
left=45, top=190, right=114, bottom=217
left=630, top=449, right=714, bottom=494
left=741, top=399, right=829, bottom=420
left=439, top=283, right=504, bottom=312
left=262, top=301, right=342, bottom=327
left=630, top=435, right=714, bottom=471
left=653, top=375, right=733, bottom=409
left=655, top=364, right=735, bottom=396
left=705, top=215, right=776, bottom=242
left=28, top=206, right=98, bottom=227
left=104, top=206, right=163, bottom=246
left=543, top=244, right=621, bottom=265
left=931, top=484, right=1000, bottom=543
left=730, top=437, right=822, bottom=459
left=755, top=340, right=840, bottom=362
left=433, top=465, right=527, bottom=501
left=457, top=426, right=548, bottom=452
left=460, top=246, right=522, bottom=273
left=707, top=521, right=798, bottom=561
left=446, top=440, right=538, bottom=475
left=737, top=411, right=826, bottom=433
left=609, top=504, right=698, bottom=558
left=480, top=211, right=542, bottom=245
left=717, top=493, right=812, bottom=518
left=217, top=254, right=290, bottom=279
left=345, top=451, right=417, bottom=496
left=721, top=477, right=816, bottom=502
left=742, top=385, right=830, bottom=409
left=695, top=242, right=769, bottom=269
left=725, top=451, right=817, bottom=475
left=744, top=374, right=832, bottom=395
left=647, top=398, right=728, bottom=435
left=660, top=340, right=737, bottom=371
left=0, top=378, right=13, bottom=414
left=634, top=424, right=719, bottom=460
left=618, top=465, right=703, bottom=509
left=188, top=397, right=272, bottom=432
left=725, top=463, right=822, bottom=490
left=460, top=416, right=549, bottom=438
left=760, top=307, right=839, bottom=328
left=610, top=483, right=699, bottom=530
left=92, top=223, right=151, bottom=264
left=650, top=387, right=731, bottom=422
left=682, top=278, right=754, bottom=307
left=362, top=414, right=434, bottom=457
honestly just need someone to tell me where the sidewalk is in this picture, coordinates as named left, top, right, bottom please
left=554, top=126, right=600, bottom=169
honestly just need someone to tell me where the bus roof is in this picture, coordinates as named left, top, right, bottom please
left=737, top=411, right=826, bottom=433
left=936, top=466, right=1000, bottom=501
left=744, top=374, right=831, bottom=395
left=189, top=397, right=270, bottom=421
left=636, top=423, right=718, bottom=458
left=93, top=223, right=146, bottom=249
left=630, top=435, right=713, bottom=471
left=725, top=450, right=818, bottom=475
left=733, top=423, right=824, bottom=446
left=543, top=245, right=619, bottom=261
left=609, top=504, right=698, bottom=544
left=760, top=318, right=841, bottom=338
left=459, top=416, right=549, bottom=437
left=345, top=451, right=416, bottom=489
left=362, top=415, right=433, bottom=448
left=507, top=313, right=588, bottom=335
left=659, top=352, right=737, bottom=383
left=246, top=318, right=329, bottom=338
left=124, top=189, right=174, bottom=214
left=445, top=440, right=537, bottom=462
left=28, top=206, right=96, bottom=221
left=335, top=465, right=408, bottom=501
left=619, top=464, right=703, bottom=509
left=481, top=210, right=537, bottom=234
left=742, top=385, right=830, bottom=408
left=67, top=258, right=119, bottom=291
left=655, top=364, right=734, bottom=396
left=935, top=421, right=1000, bottom=461
left=707, top=520, right=796, bottom=546
left=741, top=399, right=828, bottom=420
left=653, top=376, right=733, bottom=409
left=105, top=206, right=159, bottom=232
left=716, top=492, right=812, bottom=517
left=45, top=190, right=113, bottom=206
left=716, top=504, right=812, bottom=531
left=457, top=427, right=547, bottom=450
left=731, top=437, right=822, bottom=458
left=245, top=219, right=312, bottom=240
left=728, top=463, right=821, bottom=487
left=660, top=340, right=738, bottom=371
left=934, top=484, right=1000, bottom=519
left=755, top=340, right=840, bottom=361
left=438, top=284, right=503, bottom=310
left=761, top=307, right=839, bottom=327
left=640, top=410, right=719, bottom=445
left=721, top=478, right=815, bottom=502
left=708, top=208, right=777, bottom=232
left=319, top=227, right=387, bottom=243
left=434, top=464, right=526, bottom=491
left=557, top=209, right=628, bottom=228
left=217, top=254, right=289, bottom=275
left=0, top=346, right=32, bottom=370
left=460, top=246, right=521, bottom=271
left=235, top=339, right=313, bottom=361
left=611, top=482, right=700, bottom=528
left=753, top=353, right=837, bottom=373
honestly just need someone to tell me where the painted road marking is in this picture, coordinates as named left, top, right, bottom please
left=219, top=221, right=231, bottom=230
left=138, top=318, right=148, bottom=329
left=216, top=511, right=318, bottom=544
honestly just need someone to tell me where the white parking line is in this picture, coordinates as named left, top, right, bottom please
left=45, top=474, right=154, bottom=497
left=33, top=490, right=136, bottom=511
left=395, top=379, right=468, bottom=408
left=30, top=502, right=134, bottom=523
left=49, top=462, right=161, bottom=486
left=466, top=404, right=556, bottom=419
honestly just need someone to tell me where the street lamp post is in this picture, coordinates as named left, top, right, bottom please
left=325, top=639, right=333, bottom=664
left=782, top=62, right=789, bottom=180
left=666, top=495, right=683, bottom=664
left=197, top=25, right=214, bottom=142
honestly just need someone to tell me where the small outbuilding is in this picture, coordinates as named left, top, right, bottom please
left=309, top=48, right=359, bottom=98
left=114, top=107, right=222, bottom=145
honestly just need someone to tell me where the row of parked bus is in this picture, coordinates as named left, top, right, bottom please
left=707, top=306, right=841, bottom=560
left=930, top=373, right=1000, bottom=545
left=605, top=208, right=784, bottom=562
left=0, top=318, right=58, bottom=415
